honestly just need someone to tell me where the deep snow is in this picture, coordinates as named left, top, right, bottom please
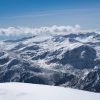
left=0, top=82, right=100, bottom=100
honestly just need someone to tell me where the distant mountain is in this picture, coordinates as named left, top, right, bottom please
left=0, top=31, right=100, bottom=92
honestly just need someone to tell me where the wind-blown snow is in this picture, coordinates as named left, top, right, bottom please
left=0, top=82, right=100, bottom=100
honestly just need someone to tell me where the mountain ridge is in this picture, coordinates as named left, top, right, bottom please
left=0, top=31, right=100, bottom=92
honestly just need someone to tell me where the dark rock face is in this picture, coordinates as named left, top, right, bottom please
left=77, top=69, right=100, bottom=92
left=60, top=45, right=96, bottom=69
left=48, top=45, right=97, bottom=69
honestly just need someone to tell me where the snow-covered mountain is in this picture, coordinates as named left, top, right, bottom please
left=0, top=31, right=100, bottom=92
left=0, top=82, right=100, bottom=100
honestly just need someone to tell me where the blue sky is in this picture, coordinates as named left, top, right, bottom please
left=0, top=0, right=100, bottom=29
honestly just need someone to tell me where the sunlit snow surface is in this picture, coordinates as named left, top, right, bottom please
left=0, top=82, right=100, bottom=100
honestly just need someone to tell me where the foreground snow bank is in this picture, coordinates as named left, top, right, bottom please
left=0, top=82, right=100, bottom=100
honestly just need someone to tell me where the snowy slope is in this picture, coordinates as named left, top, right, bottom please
left=0, top=82, right=100, bottom=100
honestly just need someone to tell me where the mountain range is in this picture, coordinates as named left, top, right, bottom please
left=0, top=31, right=100, bottom=92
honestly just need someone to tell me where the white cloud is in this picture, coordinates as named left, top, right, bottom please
left=0, top=25, right=81, bottom=36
